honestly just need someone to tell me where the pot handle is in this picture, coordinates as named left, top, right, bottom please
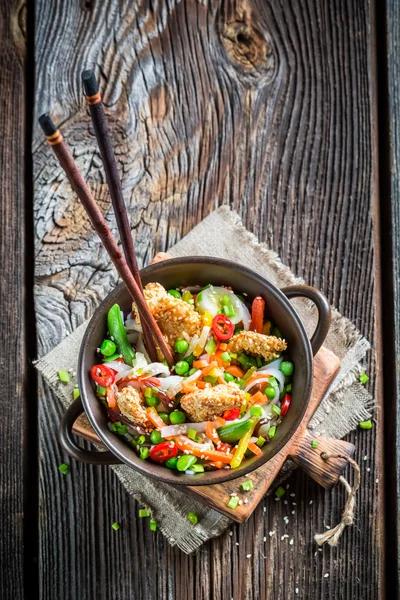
left=59, top=397, right=122, bottom=465
left=281, top=285, right=331, bottom=356
left=288, top=432, right=356, bottom=489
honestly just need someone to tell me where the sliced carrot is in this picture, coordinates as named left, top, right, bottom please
left=217, top=375, right=226, bottom=385
left=175, top=436, right=233, bottom=463
left=214, top=416, right=226, bottom=428
left=208, top=461, right=224, bottom=469
left=202, top=361, right=219, bottom=376
left=196, top=381, right=211, bottom=389
left=219, top=343, right=228, bottom=351
left=193, top=359, right=208, bottom=369
left=181, top=381, right=199, bottom=393
left=247, top=442, right=262, bottom=456
left=106, top=386, right=117, bottom=409
left=206, top=421, right=221, bottom=446
left=146, top=407, right=166, bottom=429
left=249, top=391, right=266, bottom=406
left=225, top=365, right=245, bottom=378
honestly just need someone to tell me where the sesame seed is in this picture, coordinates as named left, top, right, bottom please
left=235, top=542, right=239, bottom=546
left=284, top=500, right=288, bottom=505
left=229, top=531, right=233, bottom=536
left=263, top=507, right=267, bottom=513
left=376, top=478, right=379, bottom=484
left=325, top=525, right=330, bottom=530
left=269, top=530, right=276, bottom=536
left=292, top=510, right=295, bottom=515
left=295, top=588, right=299, bottom=594
left=263, top=536, right=267, bottom=542
left=324, top=573, right=329, bottom=578
left=367, top=467, right=371, bottom=472
left=244, top=499, right=248, bottom=504
left=68, top=368, right=73, bottom=373
left=309, top=500, right=313, bottom=505
left=292, top=502, right=297, bottom=506
left=289, top=539, right=294, bottom=545
left=275, top=497, right=280, bottom=501
left=290, top=493, right=295, bottom=497
left=246, top=554, right=252, bottom=558
left=363, top=455, right=368, bottom=461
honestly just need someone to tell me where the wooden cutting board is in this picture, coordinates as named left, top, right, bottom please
left=72, top=346, right=351, bottom=523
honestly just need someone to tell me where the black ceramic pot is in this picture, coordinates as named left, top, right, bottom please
left=59, top=257, right=331, bottom=486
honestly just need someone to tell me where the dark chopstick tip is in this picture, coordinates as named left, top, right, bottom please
left=38, top=113, right=57, bottom=136
left=82, top=69, right=99, bottom=96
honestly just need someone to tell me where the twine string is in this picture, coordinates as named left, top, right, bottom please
left=314, top=453, right=361, bottom=547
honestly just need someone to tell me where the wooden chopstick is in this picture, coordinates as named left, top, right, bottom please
left=38, top=113, right=174, bottom=368
left=81, top=69, right=157, bottom=363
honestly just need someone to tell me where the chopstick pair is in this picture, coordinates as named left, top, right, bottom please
left=38, top=72, right=174, bottom=368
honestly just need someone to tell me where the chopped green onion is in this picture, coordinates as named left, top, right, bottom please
left=268, top=426, right=277, bottom=439
left=272, top=405, right=281, bottom=416
left=116, top=424, right=128, bottom=435
left=222, top=295, right=231, bottom=306
left=96, top=384, right=107, bottom=396
left=111, top=422, right=119, bottom=432
left=359, top=373, right=369, bottom=384
left=250, top=406, right=263, bottom=417
left=311, top=439, right=319, bottom=449
left=168, top=289, right=181, bottom=298
left=72, top=387, right=80, bottom=400
left=139, top=508, right=150, bottom=517
left=221, top=351, right=231, bottom=363
left=111, top=522, right=120, bottom=531
left=58, top=463, right=70, bottom=475
left=191, top=464, right=205, bottom=473
left=271, top=326, right=283, bottom=339
left=241, top=480, right=253, bottom=492
left=145, top=387, right=155, bottom=398
left=222, top=304, right=235, bottom=318
left=196, top=292, right=203, bottom=302
left=275, top=486, right=285, bottom=498
left=139, top=447, right=149, bottom=460
left=188, top=367, right=199, bottom=377
left=149, top=518, right=157, bottom=531
left=187, top=511, right=198, bottom=524
left=285, top=383, right=292, bottom=393
left=229, top=352, right=238, bottom=359
left=187, top=429, right=199, bottom=442
left=227, top=496, right=239, bottom=509
left=256, top=436, right=266, bottom=447
left=203, top=375, right=218, bottom=384
left=137, top=435, right=146, bottom=445
left=359, top=419, right=373, bottom=430
left=182, top=290, right=193, bottom=303
left=58, top=370, right=70, bottom=384
left=165, top=457, right=179, bottom=469
left=205, top=337, right=217, bottom=355
left=100, top=339, right=117, bottom=357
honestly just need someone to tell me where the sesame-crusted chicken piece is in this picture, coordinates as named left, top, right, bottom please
left=133, top=282, right=202, bottom=348
left=116, top=386, right=151, bottom=429
left=180, top=383, right=247, bottom=422
left=227, top=331, right=287, bottom=362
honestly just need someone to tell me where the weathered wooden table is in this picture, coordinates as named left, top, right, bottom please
left=3, top=0, right=398, bottom=598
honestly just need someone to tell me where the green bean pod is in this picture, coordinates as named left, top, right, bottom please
left=107, top=304, right=135, bottom=366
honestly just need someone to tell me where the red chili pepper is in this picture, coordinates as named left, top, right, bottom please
left=212, top=314, right=234, bottom=341
left=149, top=441, right=178, bottom=463
left=90, top=364, right=115, bottom=386
left=251, top=296, right=265, bottom=334
left=280, top=393, right=291, bottom=417
left=223, top=407, right=240, bottom=421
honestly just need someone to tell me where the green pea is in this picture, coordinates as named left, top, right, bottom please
left=100, top=339, right=117, bottom=357
left=176, top=454, right=197, bottom=472
left=224, top=372, right=235, bottom=383
left=174, top=339, right=189, bottom=354
left=175, top=360, right=189, bottom=375
left=168, top=289, right=181, bottom=298
left=165, top=457, right=179, bottom=469
left=170, top=410, right=186, bottom=425
left=280, top=361, right=294, bottom=377
left=158, top=412, right=170, bottom=424
left=150, top=430, right=163, bottom=444
left=265, top=386, right=276, bottom=400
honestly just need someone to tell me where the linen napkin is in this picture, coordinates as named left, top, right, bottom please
left=35, top=207, right=373, bottom=553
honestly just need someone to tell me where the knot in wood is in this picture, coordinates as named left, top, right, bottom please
left=221, top=20, right=273, bottom=79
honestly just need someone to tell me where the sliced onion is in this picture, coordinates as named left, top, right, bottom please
left=239, top=301, right=251, bottom=330
left=192, top=325, right=210, bottom=356
left=195, top=285, right=246, bottom=326
left=106, top=361, right=132, bottom=374
left=263, top=357, right=283, bottom=371
left=184, top=334, right=200, bottom=358
left=184, top=369, right=203, bottom=384
left=157, top=375, right=184, bottom=396
left=161, top=422, right=208, bottom=437
left=124, top=318, right=142, bottom=333
left=143, top=362, right=171, bottom=377
left=199, top=353, right=210, bottom=363
left=256, top=367, right=285, bottom=392
left=243, top=375, right=270, bottom=394
left=181, top=331, right=191, bottom=343
left=135, top=335, right=150, bottom=363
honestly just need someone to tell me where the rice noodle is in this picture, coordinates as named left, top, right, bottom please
left=256, top=366, right=285, bottom=392
left=184, top=334, right=200, bottom=358
left=161, top=422, right=208, bottom=437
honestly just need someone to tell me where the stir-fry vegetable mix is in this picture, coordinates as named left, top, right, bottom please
left=90, top=284, right=294, bottom=473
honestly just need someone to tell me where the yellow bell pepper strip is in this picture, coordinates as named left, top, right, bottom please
left=230, top=417, right=258, bottom=468
left=175, top=436, right=233, bottom=464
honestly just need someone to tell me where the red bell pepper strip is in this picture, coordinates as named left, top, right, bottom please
left=280, top=393, right=291, bottom=416
left=223, top=407, right=240, bottom=421
left=251, top=296, right=265, bottom=334
left=90, top=364, right=115, bottom=387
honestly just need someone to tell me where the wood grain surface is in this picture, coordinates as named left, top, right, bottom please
left=33, top=1, right=381, bottom=599
left=0, top=2, right=28, bottom=599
